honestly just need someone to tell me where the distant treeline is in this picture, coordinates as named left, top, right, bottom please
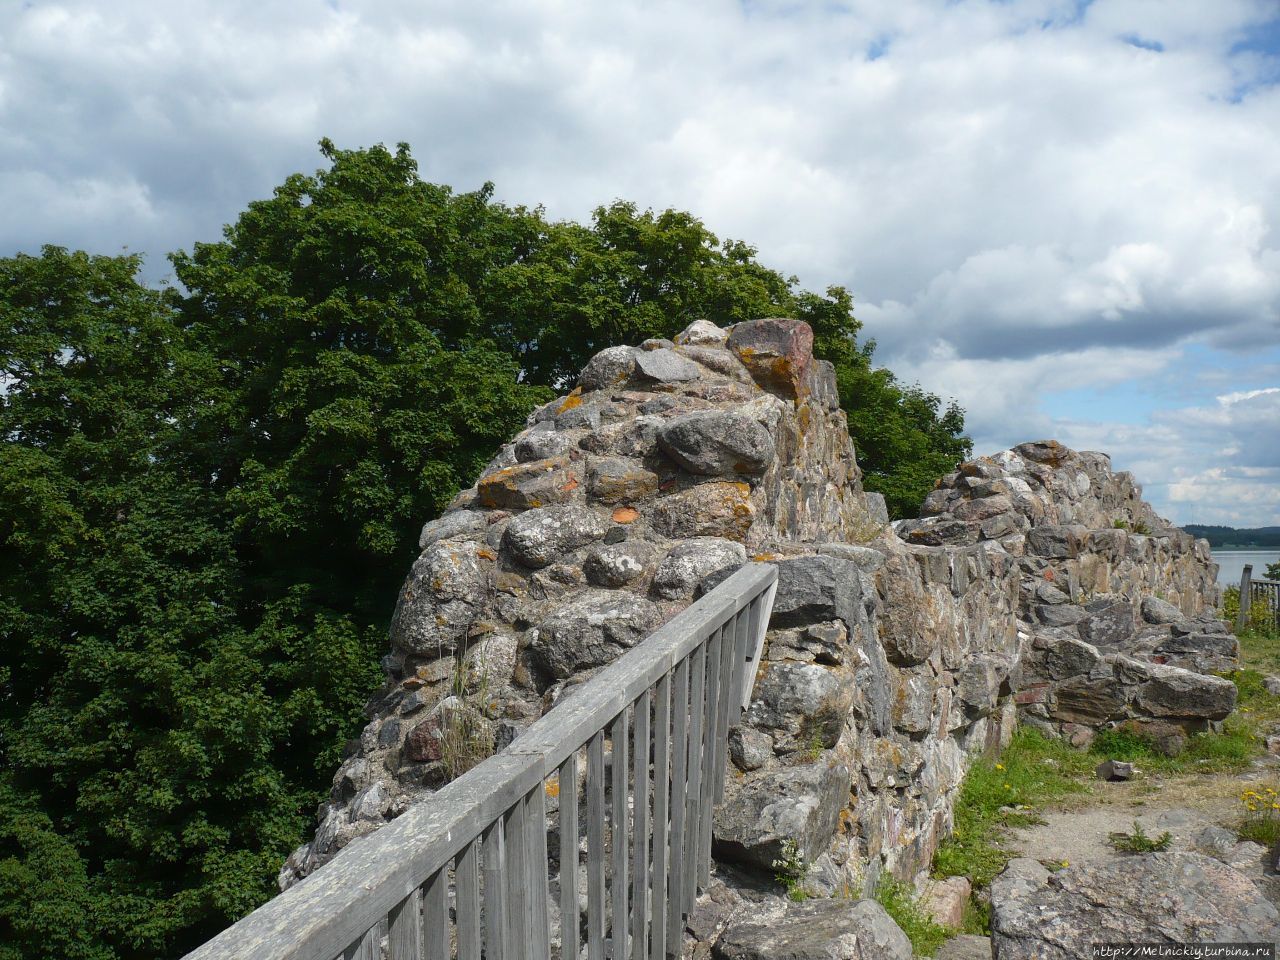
left=1184, top=525, right=1280, bottom=548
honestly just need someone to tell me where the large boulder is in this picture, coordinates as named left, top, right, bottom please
left=651, top=537, right=747, bottom=600
left=657, top=411, right=775, bottom=476
left=527, top=591, right=663, bottom=679
left=726, top=318, right=815, bottom=399
left=713, top=898, right=911, bottom=960
left=770, top=555, right=863, bottom=628
left=651, top=481, right=756, bottom=541
left=990, top=854, right=1280, bottom=959
left=502, top=505, right=610, bottom=569
left=1133, top=662, right=1237, bottom=720
left=713, top=761, right=850, bottom=869
left=390, top=540, right=487, bottom=657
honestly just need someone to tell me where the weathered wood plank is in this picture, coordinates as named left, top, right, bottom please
left=611, top=706, right=631, bottom=959
left=342, top=927, right=376, bottom=960
left=650, top=674, right=670, bottom=960
left=587, top=731, right=607, bottom=960
left=505, top=799, right=528, bottom=957
left=456, top=839, right=481, bottom=960
left=423, top=868, right=448, bottom=960
left=665, top=656, right=690, bottom=953
left=682, top=643, right=706, bottom=916
left=529, top=784, right=552, bottom=960
left=1238, top=564, right=1253, bottom=632
left=559, top=752, right=580, bottom=960
left=631, top=689, right=651, bottom=960
left=387, top=889, right=422, bottom=960
left=703, top=621, right=735, bottom=886
left=484, top=822, right=507, bottom=960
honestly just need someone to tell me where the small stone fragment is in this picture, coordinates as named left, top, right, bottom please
left=633, top=348, right=701, bottom=383
left=579, top=346, right=638, bottom=390
left=582, top=541, right=654, bottom=587
left=1095, top=759, right=1134, bottom=781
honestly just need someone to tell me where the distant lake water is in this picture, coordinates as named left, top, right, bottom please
left=1213, top=549, right=1280, bottom=586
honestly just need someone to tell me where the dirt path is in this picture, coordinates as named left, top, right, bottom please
left=1003, top=752, right=1280, bottom=897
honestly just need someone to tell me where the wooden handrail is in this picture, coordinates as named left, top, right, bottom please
left=183, top=562, right=779, bottom=960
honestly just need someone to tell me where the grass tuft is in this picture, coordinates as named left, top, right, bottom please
left=1107, top=821, right=1172, bottom=853
left=873, top=876, right=951, bottom=957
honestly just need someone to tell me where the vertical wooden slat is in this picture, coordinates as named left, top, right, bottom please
left=665, top=657, right=690, bottom=953
left=484, top=821, right=507, bottom=960
left=681, top=643, right=707, bottom=916
left=456, top=838, right=482, bottom=960
left=631, top=690, right=651, bottom=960
left=506, top=799, right=529, bottom=953
left=559, top=752, right=580, bottom=960
left=729, top=606, right=751, bottom=728
left=529, top=785, right=552, bottom=960
left=692, top=628, right=719, bottom=890
left=1238, top=564, right=1253, bottom=632
left=611, top=705, right=631, bottom=959
left=587, top=731, right=607, bottom=960
left=388, top=888, right=423, bottom=960
left=343, top=926, right=377, bottom=960
left=423, top=867, right=449, bottom=960
left=713, top=615, right=738, bottom=803
left=650, top=674, right=671, bottom=960
left=701, top=621, right=736, bottom=888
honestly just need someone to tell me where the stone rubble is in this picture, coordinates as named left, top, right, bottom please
left=990, top=854, right=1280, bottom=959
left=278, top=315, right=1242, bottom=958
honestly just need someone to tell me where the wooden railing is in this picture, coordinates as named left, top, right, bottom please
left=183, top=563, right=779, bottom=960
left=1238, top=564, right=1280, bottom=633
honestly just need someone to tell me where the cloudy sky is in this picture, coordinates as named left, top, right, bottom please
left=3, top=0, right=1279, bottom=527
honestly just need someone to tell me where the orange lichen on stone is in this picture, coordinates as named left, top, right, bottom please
left=612, top=506, right=639, bottom=523
left=556, top=390, right=584, bottom=413
left=560, top=474, right=579, bottom=493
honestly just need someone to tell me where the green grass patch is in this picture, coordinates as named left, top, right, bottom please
left=933, top=728, right=1093, bottom=889
left=1238, top=625, right=1280, bottom=675
left=1088, top=718, right=1257, bottom=775
left=873, top=876, right=951, bottom=957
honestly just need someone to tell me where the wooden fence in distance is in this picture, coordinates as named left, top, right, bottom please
left=1237, top=564, right=1280, bottom=634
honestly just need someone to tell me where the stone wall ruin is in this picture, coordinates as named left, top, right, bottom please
left=279, top=317, right=1235, bottom=935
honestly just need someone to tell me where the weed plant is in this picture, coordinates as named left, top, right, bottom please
left=1107, top=821, right=1172, bottom=853
left=873, top=876, right=950, bottom=957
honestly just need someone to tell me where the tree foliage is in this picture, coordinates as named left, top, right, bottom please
left=0, top=142, right=970, bottom=958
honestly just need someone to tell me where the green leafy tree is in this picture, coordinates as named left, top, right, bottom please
left=1266, top=560, right=1280, bottom=581
left=0, top=248, right=303, bottom=958
left=0, top=142, right=972, bottom=959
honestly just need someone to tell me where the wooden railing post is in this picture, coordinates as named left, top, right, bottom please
left=1237, top=564, right=1253, bottom=632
